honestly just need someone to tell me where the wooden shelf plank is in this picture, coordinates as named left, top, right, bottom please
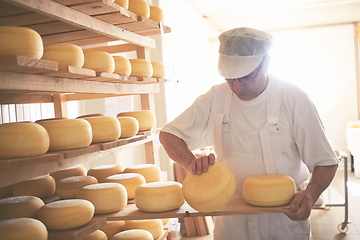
left=43, top=66, right=96, bottom=78
left=0, top=55, right=58, bottom=74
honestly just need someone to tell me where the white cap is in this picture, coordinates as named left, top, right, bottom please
left=218, top=27, right=273, bottom=79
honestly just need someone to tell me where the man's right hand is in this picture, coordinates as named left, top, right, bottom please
left=188, top=153, right=216, bottom=175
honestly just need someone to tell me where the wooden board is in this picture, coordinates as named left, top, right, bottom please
left=0, top=55, right=58, bottom=74
left=43, top=66, right=96, bottom=78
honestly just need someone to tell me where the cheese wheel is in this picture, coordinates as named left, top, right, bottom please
left=0, top=218, right=47, bottom=240
left=50, top=165, right=87, bottom=184
left=82, top=116, right=121, bottom=143
left=12, top=175, right=56, bottom=199
left=0, top=196, right=44, bottom=221
left=112, top=229, right=153, bottom=240
left=123, top=164, right=161, bottom=183
left=56, top=175, right=98, bottom=199
left=77, top=183, right=127, bottom=214
left=42, top=43, right=84, bottom=67
left=182, top=162, right=236, bottom=213
left=117, top=110, right=155, bottom=131
left=135, top=181, right=184, bottom=212
left=114, top=0, right=129, bottom=9
left=128, top=0, right=150, bottom=18
left=0, top=186, right=12, bottom=199
left=83, top=51, right=115, bottom=73
left=104, top=173, right=146, bottom=199
left=36, top=199, right=94, bottom=230
left=113, top=56, right=132, bottom=76
left=0, top=122, right=50, bottom=159
left=77, top=113, right=106, bottom=118
left=0, top=26, right=43, bottom=59
left=116, top=116, right=139, bottom=138
left=151, top=61, right=166, bottom=78
left=123, top=219, right=163, bottom=239
left=243, top=174, right=296, bottom=207
left=129, top=59, right=153, bottom=77
left=36, top=118, right=92, bottom=151
left=100, top=220, right=125, bottom=239
left=149, top=6, right=164, bottom=22
left=83, top=230, right=107, bottom=240
left=87, top=164, right=123, bottom=183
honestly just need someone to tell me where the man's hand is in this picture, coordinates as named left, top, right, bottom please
left=285, top=190, right=315, bottom=221
left=188, top=153, right=216, bottom=175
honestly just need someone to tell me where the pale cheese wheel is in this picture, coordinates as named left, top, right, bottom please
left=12, top=175, right=56, bottom=199
left=0, top=122, right=50, bottom=159
left=104, top=173, right=146, bottom=199
left=182, top=162, right=236, bottom=213
left=56, top=175, right=98, bottom=199
left=149, top=6, right=164, bottom=22
left=113, top=56, right=132, bottom=76
left=42, top=43, right=84, bottom=67
left=83, top=51, right=115, bottom=73
left=36, top=199, right=94, bottom=230
left=50, top=165, right=87, bottom=184
left=117, top=110, right=155, bottom=131
left=114, top=0, right=129, bottom=9
left=77, top=183, right=127, bottom=214
left=123, top=219, right=163, bottom=239
left=100, top=220, right=125, bottom=239
left=82, top=116, right=121, bottom=143
left=117, top=117, right=139, bottom=138
left=77, top=113, right=106, bottom=118
left=151, top=61, right=165, bottom=78
left=87, top=164, right=123, bottom=183
left=135, top=181, right=184, bottom=212
left=123, top=164, right=161, bottom=183
left=128, top=0, right=150, bottom=18
left=129, top=59, right=153, bottom=77
left=0, top=26, right=43, bottom=59
left=36, top=118, right=92, bottom=151
left=112, top=229, right=153, bottom=240
left=0, top=218, right=47, bottom=240
left=83, top=230, right=108, bottom=240
left=0, top=196, right=44, bottom=221
left=243, top=174, right=296, bottom=207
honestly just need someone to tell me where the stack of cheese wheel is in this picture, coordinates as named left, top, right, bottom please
left=83, top=230, right=108, bottom=240
left=0, top=196, right=44, bottom=221
left=12, top=175, right=56, bottom=199
left=149, top=6, right=164, bottom=22
left=117, top=110, right=156, bottom=132
left=129, top=59, right=153, bottom=77
left=78, top=113, right=105, bottom=118
left=0, top=26, right=43, bottom=59
left=36, top=118, right=92, bottom=151
left=87, top=164, right=123, bottom=183
left=117, top=116, right=139, bottom=138
left=182, top=162, right=236, bottom=213
left=114, top=0, right=129, bottom=9
left=112, top=229, right=153, bottom=240
left=123, top=219, right=163, bottom=239
left=83, top=51, right=115, bottom=73
left=81, top=116, right=121, bottom=143
left=50, top=165, right=87, bottom=184
left=36, top=199, right=94, bottom=230
left=135, top=181, right=184, bottom=212
left=243, top=174, right=296, bottom=207
left=151, top=62, right=166, bottom=78
left=123, top=164, right=161, bottom=183
left=0, top=122, right=50, bottom=159
left=42, top=43, right=84, bottom=68
left=0, top=218, right=48, bottom=240
left=128, top=0, right=150, bottom=18
left=113, top=56, right=132, bottom=76
left=77, top=183, right=127, bottom=214
left=56, top=175, right=98, bottom=199
left=100, top=220, right=125, bottom=240
left=104, top=173, right=146, bottom=199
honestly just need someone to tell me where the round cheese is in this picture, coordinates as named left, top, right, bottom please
left=123, top=219, right=163, bottom=239
left=243, top=174, right=296, bottom=207
left=112, top=229, right=153, bottom=240
left=50, top=165, right=87, bottom=184
left=77, top=113, right=106, bottom=118
left=0, top=122, right=50, bottom=159
left=135, top=181, right=184, bottom=212
left=82, top=116, right=121, bottom=143
left=182, top=162, right=236, bottom=213
left=117, top=117, right=139, bottom=138
left=151, top=61, right=165, bottom=78
left=0, top=196, right=44, bottom=221
left=129, top=59, right=153, bottom=77
left=42, top=43, right=84, bottom=68
left=0, top=26, right=43, bottom=59
left=77, top=183, right=127, bottom=214
left=87, top=164, right=123, bottom=183
left=104, top=173, right=146, bottom=199
left=0, top=186, right=12, bottom=199
left=36, top=118, right=92, bottom=151
left=113, top=56, right=131, bottom=76
left=117, top=110, right=155, bottom=131
left=114, top=0, right=129, bottom=9
left=12, top=175, right=56, bottom=199
left=100, top=220, right=125, bottom=239
left=128, top=0, right=150, bottom=18
left=0, top=218, right=47, bottom=240
left=36, top=199, right=94, bottom=230
left=123, top=164, right=161, bottom=183
left=56, top=175, right=98, bottom=199
left=83, top=51, right=115, bottom=73
left=149, top=6, right=164, bottom=22
left=83, top=230, right=107, bottom=240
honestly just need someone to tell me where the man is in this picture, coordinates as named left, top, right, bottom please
left=159, top=27, right=339, bottom=239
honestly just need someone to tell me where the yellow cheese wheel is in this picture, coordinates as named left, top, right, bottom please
left=12, top=175, right=56, bottom=199
left=50, top=165, right=87, bottom=184
left=117, top=116, right=139, bottom=138
left=114, top=0, right=129, bottom=9
left=83, top=230, right=108, bottom=240
left=77, top=183, right=127, bottom=214
left=36, top=199, right=94, bottom=230
left=113, top=56, right=132, bottom=76
left=112, top=229, right=153, bottom=240
left=82, top=116, right=121, bottom=143
left=117, top=110, right=155, bottom=131
left=100, top=220, right=125, bottom=239
left=83, top=51, right=115, bottom=73
left=0, top=218, right=47, bottom=240
left=0, top=186, right=12, bottom=199
left=0, top=122, right=50, bottom=159
left=149, top=6, right=164, bottom=22
left=0, top=26, right=43, bottom=59
left=104, top=173, right=146, bottom=199
left=182, top=162, right=236, bottom=213
left=36, top=118, right=92, bottom=151
left=56, top=175, right=98, bottom=199
left=128, top=0, right=150, bottom=18
left=0, top=196, right=44, bottom=221
left=129, top=59, right=153, bottom=77
left=151, top=61, right=166, bottom=78
left=123, top=219, right=163, bottom=239
left=77, top=113, right=106, bottom=118
left=87, top=164, right=124, bottom=183
left=135, top=181, right=184, bottom=212
left=243, top=174, right=296, bottom=207
left=123, top=164, right=161, bottom=183
left=42, top=43, right=84, bottom=68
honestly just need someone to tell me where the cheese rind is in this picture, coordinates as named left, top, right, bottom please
left=123, top=164, right=161, bottom=183
left=114, top=0, right=129, bottom=9
left=123, top=219, right=163, bottom=239
left=0, top=196, right=44, bottom=221
left=83, top=51, right=115, bottom=73
left=42, top=43, right=84, bottom=67
left=129, top=59, right=153, bottom=77
left=104, top=173, right=146, bottom=199
left=100, top=220, right=125, bottom=239
left=117, top=110, right=155, bottom=131
left=82, top=230, right=108, bottom=240
left=87, top=164, right=123, bottom=183
left=113, top=56, right=132, bottom=76
left=128, top=0, right=150, bottom=18
left=50, top=165, right=87, bottom=184
left=149, top=6, right=164, bottom=22
left=0, top=218, right=48, bottom=240
left=116, top=117, right=139, bottom=138
left=151, top=62, right=166, bottom=78
left=56, top=175, right=98, bottom=199
left=12, top=175, right=56, bottom=199
left=82, top=116, right=121, bottom=143
left=112, top=229, right=153, bottom=240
